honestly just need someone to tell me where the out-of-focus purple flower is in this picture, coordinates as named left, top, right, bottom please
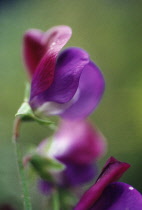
left=23, top=25, right=105, bottom=120
left=0, top=204, right=15, bottom=210
left=36, top=120, right=106, bottom=190
left=47, top=120, right=106, bottom=165
left=75, top=157, right=142, bottom=210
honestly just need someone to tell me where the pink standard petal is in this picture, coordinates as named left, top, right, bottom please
left=49, top=120, right=106, bottom=165
left=60, top=61, right=105, bottom=120
left=30, top=26, right=72, bottom=99
left=75, top=157, right=130, bottom=210
left=23, top=29, right=44, bottom=77
left=30, top=48, right=89, bottom=108
left=24, top=25, right=72, bottom=79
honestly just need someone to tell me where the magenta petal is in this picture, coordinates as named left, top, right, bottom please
left=30, top=48, right=90, bottom=108
left=23, top=29, right=44, bottom=77
left=52, top=120, right=106, bottom=165
left=91, top=182, right=142, bottom=210
left=24, top=26, right=72, bottom=79
left=75, top=157, right=130, bottom=210
left=60, top=61, right=105, bottom=120
left=29, top=26, right=72, bottom=99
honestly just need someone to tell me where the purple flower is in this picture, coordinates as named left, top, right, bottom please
left=23, top=25, right=105, bottom=120
left=0, top=204, right=15, bottom=210
left=75, top=157, right=142, bottom=210
left=36, top=120, right=106, bottom=189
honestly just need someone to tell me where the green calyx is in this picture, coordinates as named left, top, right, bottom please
left=15, top=82, right=55, bottom=127
left=29, top=154, right=65, bottom=183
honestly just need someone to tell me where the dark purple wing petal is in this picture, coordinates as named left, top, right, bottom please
left=75, top=157, right=130, bottom=210
left=30, top=48, right=89, bottom=107
left=24, top=25, right=72, bottom=80
left=90, top=182, right=142, bottom=210
left=38, top=179, right=53, bottom=195
left=60, top=61, right=105, bottom=120
left=62, top=163, right=97, bottom=187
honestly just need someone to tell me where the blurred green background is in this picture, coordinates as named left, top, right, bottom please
left=0, top=0, right=142, bottom=209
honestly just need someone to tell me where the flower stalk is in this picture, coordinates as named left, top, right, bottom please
left=13, top=120, right=32, bottom=210
left=51, top=188, right=60, bottom=210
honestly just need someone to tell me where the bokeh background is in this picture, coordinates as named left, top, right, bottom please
left=0, top=0, right=142, bottom=209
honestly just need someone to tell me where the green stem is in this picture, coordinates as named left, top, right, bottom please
left=52, top=188, right=60, bottom=210
left=13, top=119, right=32, bottom=210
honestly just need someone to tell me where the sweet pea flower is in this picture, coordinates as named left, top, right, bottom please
left=31, top=120, right=106, bottom=190
left=0, top=204, right=15, bottom=210
left=75, top=157, right=142, bottom=210
left=23, top=25, right=105, bottom=120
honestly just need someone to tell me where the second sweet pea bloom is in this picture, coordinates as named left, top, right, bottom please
left=23, top=25, right=105, bottom=120
left=29, top=120, right=106, bottom=188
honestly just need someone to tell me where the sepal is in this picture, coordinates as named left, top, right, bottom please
left=29, top=154, right=65, bottom=183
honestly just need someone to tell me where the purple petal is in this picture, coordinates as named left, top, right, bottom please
left=30, top=47, right=89, bottom=108
left=38, top=179, right=53, bottom=195
left=48, top=120, right=106, bottom=165
left=60, top=61, right=105, bottom=120
left=90, top=182, right=142, bottom=210
left=24, top=25, right=72, bottom=79
left=62, top=163, right=97, bottom=187
left=75, top=157, right=130, bottom=210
